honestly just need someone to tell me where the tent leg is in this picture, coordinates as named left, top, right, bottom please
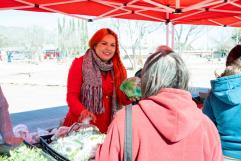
left=166, top=23, right=169, bottom=46
left=171, top=24, right=175, bottom=49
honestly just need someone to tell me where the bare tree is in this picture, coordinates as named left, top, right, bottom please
left=111, top=19, right=161, bottom=70
left=0, top=34, right=8, bottom=47
left=174, top=25, right=204, bottom=53
left=231, top=28, right=241, bottom=44
left=210, top=31, right=233, bottom=59
left=25, top=25, right=46, bottom=63
left=58, top=17, right=88, bottom=58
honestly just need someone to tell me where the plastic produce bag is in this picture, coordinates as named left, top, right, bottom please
left=13, top=124, right=32, bottom=143
left=50, top=124, right=106, bottom=161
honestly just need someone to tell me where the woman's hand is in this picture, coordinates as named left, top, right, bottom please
left=129, top=96, right=140, bottom=102
left=78, top=109, right=97, bottom=123
left=4, top=136, right=23, bottom=145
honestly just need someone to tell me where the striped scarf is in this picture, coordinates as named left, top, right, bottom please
left=81, top=49, right=117, bottom=115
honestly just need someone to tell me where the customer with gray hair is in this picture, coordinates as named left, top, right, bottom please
left=141, top=45, right=189, bottom=97
left=95, top=45, right=223, bottom=161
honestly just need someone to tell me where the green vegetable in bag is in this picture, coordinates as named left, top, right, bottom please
left=120, top=77, right=142, bottom=98
left=1, top=144, right=54, bottom=161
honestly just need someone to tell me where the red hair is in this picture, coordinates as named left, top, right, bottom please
left=89, top=28, right=127, bottom=105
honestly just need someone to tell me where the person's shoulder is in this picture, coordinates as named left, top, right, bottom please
left=113, top=107, right=126, bottom=123
left=202, top=114, right=215, bottom=126
left=114, top=104, right=140, bottom=122
left=74, top=56, right=84, bottom=61
left=72, top=56, right=84, bottom=65
left=200, top=114, right=219, bottom=137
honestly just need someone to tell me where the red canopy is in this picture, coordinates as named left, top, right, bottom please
left=1, top=0, right=241, bottom=27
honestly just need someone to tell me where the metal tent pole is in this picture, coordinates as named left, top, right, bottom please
left=166, top=23, right=169, bottom=46
left=171, top=24, right=175, bottom=49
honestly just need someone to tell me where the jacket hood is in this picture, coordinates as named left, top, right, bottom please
left=211, top=74, right=241, bottom=105
left=138, top=88, right=202, bottom=142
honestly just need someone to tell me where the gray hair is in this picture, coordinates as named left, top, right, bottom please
left=141, top=46, right=189, bottom=98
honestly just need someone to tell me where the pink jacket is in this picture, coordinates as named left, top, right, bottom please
left=95, top=88, right=223, bottom=161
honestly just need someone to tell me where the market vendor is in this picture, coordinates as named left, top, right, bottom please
left=0, top=85, right=23, bottom=145
left=63, top=28, right=135, bottom=133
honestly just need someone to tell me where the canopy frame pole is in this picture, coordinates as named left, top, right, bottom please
left=172, top=10, right=203, bottom=22
left=208, top=19, right=224, bottom=26
left=171, top=24, right=175, bottom=49
left=41, top=0, right=87, bottom=6
left=0, top=5, right=33, bottom=10
left=229, top=1, right=241, bottom=9
left=173, top=0, right=238, bottom=23
left=94, top=11, right=132, bottom=20
left=166, top=11, right=170, bottom=46
left=14, top=0, right=87, bottom=7
left=166, top=23, right=169, bottom=46
left=14, top=0, right=88, bottom=20
left=100, top=1, right=167, bottom=12
left=176, top=0, right=180, bottom=8
left=40, top=6, right=88, bottom=20
left=182, top=0, right=218, bottom=12
left=91, top=0, right=132, bottom=20
left=209, top=8, right=241, bottom=14
left=231, top=16, right=241, bottom=26
left=135, top=12, right=166, bottom=21
left=143, top=0, right=175, bottom=13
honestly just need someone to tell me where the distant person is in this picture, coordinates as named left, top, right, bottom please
left=203, top=45, right=241, bottom=161
left=0, top=86, right=23, bottom=145
left=95, top=45, right=223, bottom=161
left=63, top=28, right=133, bottom=133
left=7, top=51, right=12, bottom=63
left=0, top=51, right=2, bottom=61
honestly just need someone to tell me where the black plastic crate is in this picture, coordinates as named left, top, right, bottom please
left=40, top=134, right=70, bottom=161
left=25, top=140, right=56, bottom=161
left=24, top=140, right=42, bottom=148
left=23, top=140, right=35, bottom=148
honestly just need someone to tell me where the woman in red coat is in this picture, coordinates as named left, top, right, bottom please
left=63, top=28, right=130, bottom=133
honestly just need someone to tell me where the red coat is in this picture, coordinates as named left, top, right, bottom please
left=63, top=57, right=129, bottom=133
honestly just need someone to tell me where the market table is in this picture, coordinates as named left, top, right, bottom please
left=10, top=105, right=68, bottom=132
